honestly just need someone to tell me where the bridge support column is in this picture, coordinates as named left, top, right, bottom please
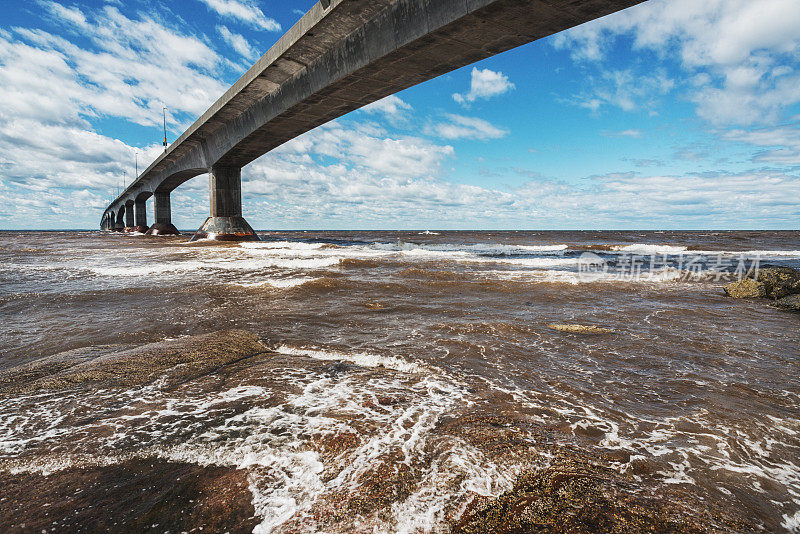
left=131, top=199, right=149, bottom=234
left=190, top=165, right=258, bottom=242
left=124, top=203, right=134, bottom=231
left=146, top=192, right=180, bottom=235
left=114, top=211, right=124, bottom=231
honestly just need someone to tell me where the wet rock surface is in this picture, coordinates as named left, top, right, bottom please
left=0, top=330, right=267, bottom=395
left=0, top=459, right=258, bottom=534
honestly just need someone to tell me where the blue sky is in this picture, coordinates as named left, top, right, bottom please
left=1, top=0, right=799, bottom=229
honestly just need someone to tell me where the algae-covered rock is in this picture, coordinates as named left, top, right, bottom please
left=772, top=294, right=800, bottom=311
left=547, top=324, right=614, bottom=334
left=451, top=457, right=745, bottom=534
left=755, top=267, right=800, bottom=299
left=723, top=278, right=767, bottom=298
left=0, top=329, right=267, bottom=395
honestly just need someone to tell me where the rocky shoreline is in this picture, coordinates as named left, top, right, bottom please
left=723, top=267, right=800, bottom=310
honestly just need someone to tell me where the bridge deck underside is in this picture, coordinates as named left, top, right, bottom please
left=218, top=0, right=640, bottom=169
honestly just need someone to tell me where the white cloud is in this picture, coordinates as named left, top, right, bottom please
left=236, top=129, right=800, bottom=227
left=725, top=125, right=800, bottom=164
left=46, top=3, right=89, bottom=29
left=361, top=96, right=412, bottom=118
left=568, top=69, right=674, bottom=113
left=581, top=172, right=800, bottom=223
left=603, top=129, right=643, bottom=138
left=17, top=4, right=230, bottom=128
left=553, top=0, right=800, bottom=126
left=197, top=0, right=280, bottom=32
left=0, top=3, right=235, bottom=227
left=275, top=122, right=454, bottom=179
left=428, top=114, right=508, bottom=140
left=217, top=25, right=258, bottom=60
left=453, top=67, right=514, bottom=105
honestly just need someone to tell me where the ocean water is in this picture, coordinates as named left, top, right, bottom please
left=0, top=230, right=798, bottom=532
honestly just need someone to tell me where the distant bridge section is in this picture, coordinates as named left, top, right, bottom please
left=101, top=0, right=644, bottom=239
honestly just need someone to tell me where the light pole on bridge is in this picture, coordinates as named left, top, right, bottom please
left=163, top=107, right=168, bottom=152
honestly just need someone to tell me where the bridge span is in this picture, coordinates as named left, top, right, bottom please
left=101, top=0, right=643, bottom=240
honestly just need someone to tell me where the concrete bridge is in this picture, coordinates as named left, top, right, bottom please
left=101, top=0, right=643, bottom=240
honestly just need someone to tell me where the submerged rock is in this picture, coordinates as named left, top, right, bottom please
left=772, top=294, right=800, bottom=311
left=0, top=329, right=267, bottom=395
left=547, top=324, right=614, bottom=334
left=755, top=267, right=800, bottom=299
left=723, top=278, right=767, bottom=299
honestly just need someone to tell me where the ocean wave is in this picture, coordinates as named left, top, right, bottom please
left=483, top=267, right=687, bottom=285
left=469, top=256, right=580, bottom=268
left=610, top=244, right=800, bottom=258
left=87, top=255, right=343, bottom=277
left=721, top=249, right=800, bottom=257
left=611, top=244, right=689, bottom=254
left=230, top=277, right=320, bottom=289
left=375, top=241, right=568, bottom=257
left=273, top=345, right=425, bottom=374
left=86, top=261, right=211, bottom=277
left=240, top=241, right=327, bottom=251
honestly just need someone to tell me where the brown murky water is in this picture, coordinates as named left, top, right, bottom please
left=0, top=230, right=798, bottom=533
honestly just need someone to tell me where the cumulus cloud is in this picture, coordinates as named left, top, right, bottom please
left=197, top=0, right=280, bottom=31
left=229, top=116, right=800, bottom=229
left=217, top=25, right=258, bottom=61
left=553, top=0, right=800, bottom=126
left=18, top=3, right=229, bottom=127
left=0, top=3, right=233, bottom=227
left=453, top=67, right=514, bottom=105
left=274, top=122, right=454, bottom=179
left=236, top=134, right=800, bottom=227
left=427, top=114, right=508, bottom=140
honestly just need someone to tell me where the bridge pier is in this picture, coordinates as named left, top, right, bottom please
left=124, top=202, right=135, bottom=232
left=130, top=199, right=149, bottom=234
left=190, top=165, right=258, bottom=242
left=146, top=192, right=180, bottom=235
